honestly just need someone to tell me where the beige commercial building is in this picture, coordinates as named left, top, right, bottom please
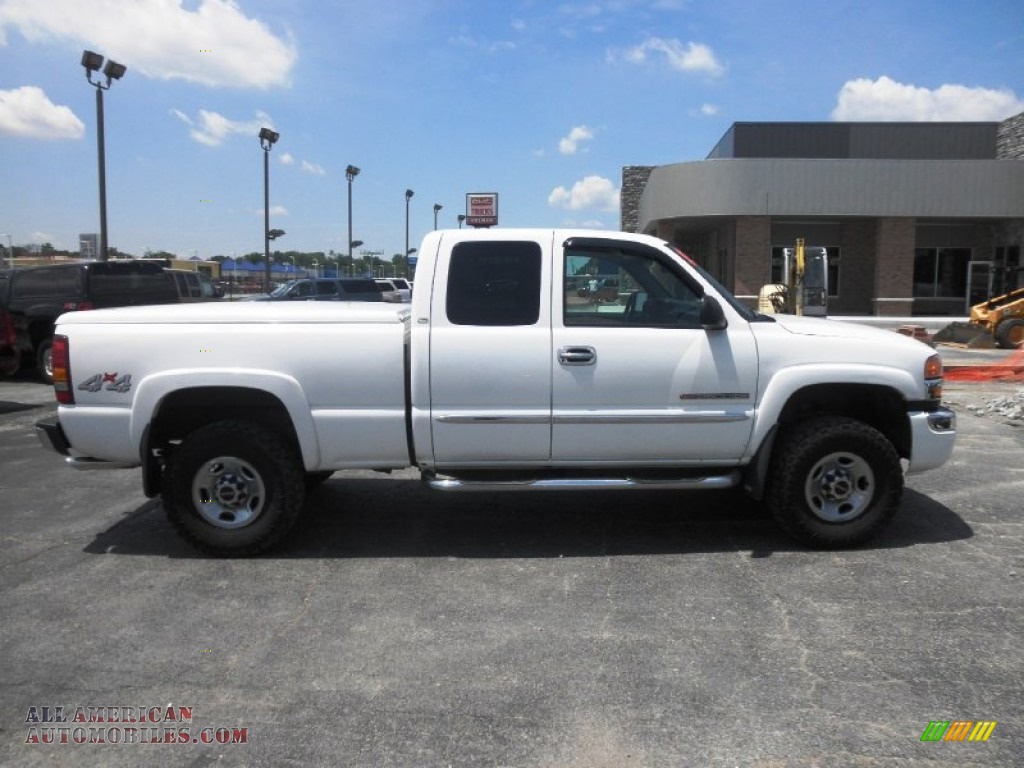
left=622, top=113, right=1024, bottom=316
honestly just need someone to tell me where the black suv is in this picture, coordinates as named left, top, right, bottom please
left=256, top=278, right=384, bottom=302
left=3, top=261, right=178, bottom=382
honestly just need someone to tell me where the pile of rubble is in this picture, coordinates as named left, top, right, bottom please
left=959, top=386, right=1024, bottom=426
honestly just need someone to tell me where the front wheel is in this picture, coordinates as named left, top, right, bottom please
left=163, top=420, right=305, bottom=556
left=766, top=416, right=903, bottom=549
left=994, top=318, right=1024, bottom=349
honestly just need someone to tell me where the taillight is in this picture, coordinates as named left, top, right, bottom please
left=1, top=311, right=15, bottom=347
left=52, top=335, right=74, bottom=405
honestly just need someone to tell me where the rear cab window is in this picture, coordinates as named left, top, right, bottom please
left=446, top=241, right=542, bottom=326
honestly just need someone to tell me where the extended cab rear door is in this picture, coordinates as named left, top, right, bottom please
left=551, top=237, right=758, bottom=463
left=427, top=233, right=553, bottom=466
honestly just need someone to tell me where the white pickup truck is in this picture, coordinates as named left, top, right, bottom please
left=36, top=229, right=956, bottom=555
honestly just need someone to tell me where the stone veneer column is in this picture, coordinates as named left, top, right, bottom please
left=734, top=216, right=771, bottom=301
left=873, top=217, right=915, bottom=316
left=620, top=166, right=654, bottom=233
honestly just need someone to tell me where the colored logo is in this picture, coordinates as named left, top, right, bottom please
left=920, top=720, right=996, bottom=742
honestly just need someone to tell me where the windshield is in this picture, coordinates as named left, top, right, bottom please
left=269, top=280, right=299, bottom=298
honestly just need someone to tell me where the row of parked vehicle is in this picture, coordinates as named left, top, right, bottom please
left=248, top=277, right=412, bottom=303
left=0, top=262, right=414, bottom=384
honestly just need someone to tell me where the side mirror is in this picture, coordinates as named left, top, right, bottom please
left=700, top=295, right=728, bottom=330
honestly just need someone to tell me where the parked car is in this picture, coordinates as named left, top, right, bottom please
left=376, top=277, right=412, bottom=303
left=374, top=279, right=402, bottom=303
left=0, top=277, right=19, bottom=377
left=164, top=269, right=223, bottom=302
left=4, top=261, right=178, bottom=382
left=254, top=278, right=384, bottom=302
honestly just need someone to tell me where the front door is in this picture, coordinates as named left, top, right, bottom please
left=552, top=240, right=758, bottom=464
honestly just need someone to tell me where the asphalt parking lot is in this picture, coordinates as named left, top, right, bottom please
left=0, top=367, right=1021, bottom=767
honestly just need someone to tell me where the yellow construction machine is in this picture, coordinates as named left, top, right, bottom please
left=934, top=286, right=1024, bottom=349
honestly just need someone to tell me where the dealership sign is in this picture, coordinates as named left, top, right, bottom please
left=465, top=193, right=498, bottom=228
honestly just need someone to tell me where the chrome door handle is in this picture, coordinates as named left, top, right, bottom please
left=558, top=346, right=596, bottom=365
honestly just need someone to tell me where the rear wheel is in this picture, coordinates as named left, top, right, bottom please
left=995, top=318, right=1024, bottom=349
left=163, top=420, right=305, bottom=556
left=36, top=338, right=54, bottom=384
left=766, top=416, right=903, bottom=548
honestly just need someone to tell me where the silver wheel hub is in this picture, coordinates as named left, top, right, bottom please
left=192, top=456, right=266, bottom=529
left=804, top=452, right=874, bottom=523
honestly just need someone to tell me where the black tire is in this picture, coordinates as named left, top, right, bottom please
left=994, top=318, right=1024, bottom=350
left=766, top=416, right=903, bottom=549
left=36, top=338, right=54, bottom=384
left=163, top=420, right=305, bottom=556
left=304, top=470, right=334, bottom=488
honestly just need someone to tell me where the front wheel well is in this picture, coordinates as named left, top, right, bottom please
left=775, top=384, right=910, bottom=459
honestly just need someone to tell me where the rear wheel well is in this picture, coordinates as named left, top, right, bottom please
left=144, top=387, right=302, bottom=495
left=776, top=384, right=909, bottom=459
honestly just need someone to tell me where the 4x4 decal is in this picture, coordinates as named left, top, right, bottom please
left=78, top=372, right=132, bottom=393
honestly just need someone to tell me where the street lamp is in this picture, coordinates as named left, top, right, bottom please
left=404, top=189, right=414, bottom=279
left=407, top=246, right=417, bottom=278
left=346, top=165, right=360, bottom=263
left=81, top=50, right=127, bottom=261
left=259, top=126, right=280, bottom=293
left=458, top=214, right=466, bottom=229
left=433, top=203, right=443, bottom=230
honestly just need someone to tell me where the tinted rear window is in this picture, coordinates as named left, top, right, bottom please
left=446, top=241, right=542, bottom=326
left=340, top=281, right=381, bottom=294
left=315, top=281, right=338, bottom=296
left=87, top=263, right=175, bottom=300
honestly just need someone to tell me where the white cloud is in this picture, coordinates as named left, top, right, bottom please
left=301, top=160, right=326, bottom=176
left=700, top=103, right=718, bottom=116
left=448, top=31, right=516, bottom=54
left=548, top=175, right=620, bottom=212
left=172, top=108, right=272, bottom=146
left=612, top=38, right=723, bottom=76
left=0, top=0, right=296, bottom=89
left=0, top=86, right=84, bottom=139
left=559, top=125, right=594, bottom=155
left=257, top=205, right=288, bottom=217
left=279, top=152, right=295, bottom=166
left=831, top=76, right=1024, bottom=121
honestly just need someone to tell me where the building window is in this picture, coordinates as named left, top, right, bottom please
left=913, top=248, right=971, bottom=298
left=770, top=246, right=840, bottom=297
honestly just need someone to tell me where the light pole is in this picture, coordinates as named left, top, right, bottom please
left=0, top=234, right=11, bottom=267
left=81, top=50, right=126, bottom=262
left=346, top=165, right=360, bottom=263
left=259, top=127, right=280, bottom=293
left=458, top=215, right=466, bottom=229
left=267, top=227, right=285, bottom=284
left=433, top=203, right=443, bottom=230
left=404, top=189, right=414, bottom=279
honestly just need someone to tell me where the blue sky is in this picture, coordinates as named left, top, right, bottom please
left=1, top=0, right=1022, bottom=260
